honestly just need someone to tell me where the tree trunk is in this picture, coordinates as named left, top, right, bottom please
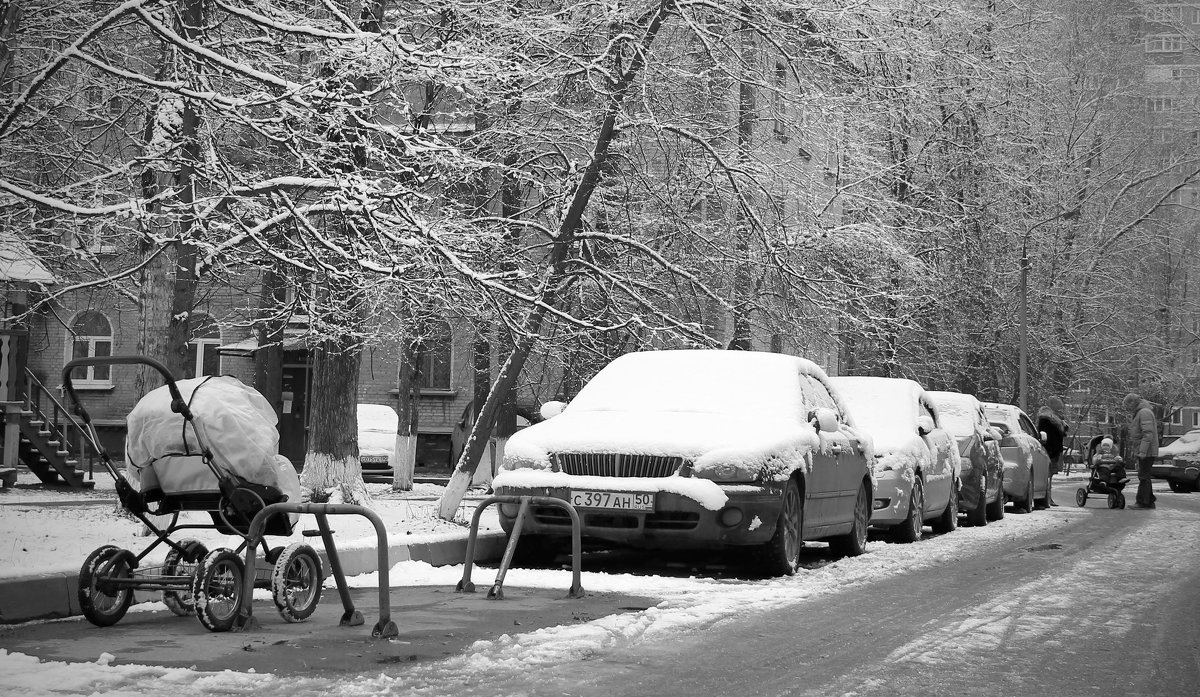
left=300, top=326, right=369, bottom=505
left=253, top=267, right=286, bottom=413
left=392, top=335, right=419, bottom=491
left=436, top=0, right=676, bottom=519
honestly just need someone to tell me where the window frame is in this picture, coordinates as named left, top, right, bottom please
left=415, top=321, right=453, bottom=391
left=66, top=311, right=114, bottom=388
left=184, top=315, right=223, bottom=379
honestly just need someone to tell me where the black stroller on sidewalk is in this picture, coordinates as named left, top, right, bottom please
left=1074, top=434, right=1129, bottom=509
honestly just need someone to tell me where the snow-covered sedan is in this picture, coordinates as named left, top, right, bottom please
left=491, top=350, right=875, bottom=576
left=1153, top=429, right=1200, bottom=492
left=357, top=403, right=398, bottom=482
left=928, top=391, right=1006, bottom=526
left=983, top=402, right=1052, bottom=512
left=830, top=377, right=958, bottom=542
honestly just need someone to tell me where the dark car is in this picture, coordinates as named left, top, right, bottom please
left=928, top=391, right=1005, bottom=525
left=491, top=350, right=874, bottom=576
left=1152, top=429, right=1200, bottom=492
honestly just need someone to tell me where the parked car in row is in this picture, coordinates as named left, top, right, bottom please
left=1153, top=429, right=1200, bottom=492
left=983, top=402, right=1053, bottom=512
left=830, top=377, right=958, bottom=542
left=928, top=391, right=1006, bottom=525
left=357, top=403, right=399, bottom=482
left=492, top=350, right=874, bottom=576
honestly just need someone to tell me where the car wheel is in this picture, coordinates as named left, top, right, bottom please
left=967, top=472, right=988, bottom=526
left=1169, top=481, right=1187, bottom=494
left=1035, top=470, right=1052, bottom=509
left=1017, top=478, right=1035, bottom=514
left=831, top=481, right=870, bottom=557
left=931, top=477, right=958, bottom=534
left=512, top=534, right=565, bottom=568
left=893, top=479, right=924, bottom=543
left=986, top=479, right=1005, bottom=521
left=759, top=478, right=803, bottom=576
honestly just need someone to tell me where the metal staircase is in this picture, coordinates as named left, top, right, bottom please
left=0, top=368, right=96, bottom=488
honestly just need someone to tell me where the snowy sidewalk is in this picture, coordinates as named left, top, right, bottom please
left=0, top=472, right=507, bottom=623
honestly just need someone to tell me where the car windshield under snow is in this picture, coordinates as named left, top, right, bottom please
left=933, top=401, right=975, bottom=437
left=565, top=351, right=806, bottom=418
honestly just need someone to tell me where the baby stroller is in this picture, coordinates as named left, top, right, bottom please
left=1074, top=434, right=1129, bottom=509
left=63, top=356, right=322, bottom=632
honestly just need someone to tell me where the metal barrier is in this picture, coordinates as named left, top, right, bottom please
left=235, top=502, right=399, bottom=638
left=456, top=495, right=584, bottom=600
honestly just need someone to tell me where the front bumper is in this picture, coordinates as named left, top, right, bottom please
left=869, top=469, right=912, bottom=526
left=1150, top=461, right=1200, bottom=484
left=491, top=482, right=785, bottom=550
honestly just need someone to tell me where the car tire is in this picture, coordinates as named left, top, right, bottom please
left=759, top=478, right=803, bottom=576
left=830, top=481, right=870, bottom=557
left=893, top=479, right=924, bottom=543
left=1017, top=478, right=1035, bottom=514
left=1169, top=481, right=1188, bottom=494
left=931, top=477, right=958, bottom=534
left=967, top=472, right=988, bottom=526
left=986, top=479, right=1005, bottom=521
left=511, top=535, right=565, bottom=568
left=1035, top=470, right=1051, bottom=509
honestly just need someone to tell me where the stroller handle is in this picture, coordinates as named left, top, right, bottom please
left=62, top=356, right=193, bottom=424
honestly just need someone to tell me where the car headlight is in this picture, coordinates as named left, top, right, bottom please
left=693, top=462, right=758, bottom=483
left=500, top=444, right=553, bottom=471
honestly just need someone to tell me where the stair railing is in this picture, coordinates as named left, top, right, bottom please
left=22, top=367, right=97, bottom=478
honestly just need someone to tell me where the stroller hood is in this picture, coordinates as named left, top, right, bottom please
left=125, top=376, right=299, bottom=502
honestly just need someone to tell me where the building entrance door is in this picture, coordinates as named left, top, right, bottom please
left=279, top=362, right=310, bottom=469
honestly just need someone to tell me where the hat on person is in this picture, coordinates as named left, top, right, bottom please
left=1100, top=437, right=1114, bottom=451
left=1046, top=395, right=1065, bottom=413
left=1123, top=392, right=1141, bottom=410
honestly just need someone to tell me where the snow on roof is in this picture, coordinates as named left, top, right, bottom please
left=829, top=376, right=923, bottom=453
left=927, top=390, right=980, bottom=438
left=565, top=350, right=825, bottom=419
left=0, top=233, right=55, bottom=284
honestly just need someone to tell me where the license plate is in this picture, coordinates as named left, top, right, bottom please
left=570, top=490, right=654, bottom=511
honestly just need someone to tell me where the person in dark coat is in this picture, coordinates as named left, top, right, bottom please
left=1124, top=392, right=1160, bottom=509
left=1037, top=395, right=1068, bottom=506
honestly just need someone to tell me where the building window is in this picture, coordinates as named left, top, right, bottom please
left=1146, top=35, right=1185, bottom=53
left=185, top=314, right=222, bottom=379
left=1146, top=96, right=1177, bottom=112
left=67, top=311, right=113, bottom=387
left=1193, top=411, right=1199, bottom=428
left=1147, top=5, right=1184, bottom=23
left=415, top=320, right=452, bottom=390
left=1171, top=409, right=1184, bottom=426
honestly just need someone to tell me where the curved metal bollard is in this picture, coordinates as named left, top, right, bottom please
left=456, top=495, right=584, bottom=600
left=235, top=502, right=398, bottom=639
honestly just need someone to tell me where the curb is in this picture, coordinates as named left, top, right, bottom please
left=0, top=531, right=508, bottom=625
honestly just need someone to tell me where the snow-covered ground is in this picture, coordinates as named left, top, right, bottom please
left=0, top=469, right=1091, bottom=696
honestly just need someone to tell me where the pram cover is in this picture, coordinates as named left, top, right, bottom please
left=124, top=376, right=302, bottom=506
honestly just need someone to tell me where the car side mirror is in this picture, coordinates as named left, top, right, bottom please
left=539, top=400, right=566, bottom=420
left=916, top=415, right=935, bottom=436
left=812, top=407, right=840, bottom=433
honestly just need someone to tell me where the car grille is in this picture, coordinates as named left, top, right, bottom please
left=552, top=453, right=684, bottom=478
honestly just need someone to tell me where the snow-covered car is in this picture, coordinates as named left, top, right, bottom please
left=491, top=350, right=875, bottom=576
left=829, top=376, right=959, bottom=542
left=928, top=391, right=1005, bottom=525
left=357, top=404, right=398, bottom=480
left=983, top=402, right=1052, bottom=512
left=1152, top=429, right=1200, bottom=492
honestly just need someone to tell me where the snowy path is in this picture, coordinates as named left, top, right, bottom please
left=2, top=482, right=1197, bottom=696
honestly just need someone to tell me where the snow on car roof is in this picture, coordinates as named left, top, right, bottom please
left=358, top=403, right=398, bottom=432
left=981, top=402, right=1021, bottom=430
left=927, top=390, right=979, bottom=438
left=829, top=376, right=922, bottom=452
left=565, top=350, right=832, bottom=419
left=1161, top=429, right=1200, bottom=457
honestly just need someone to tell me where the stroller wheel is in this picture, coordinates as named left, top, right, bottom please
left=79, top=545, right=135, bottom=627
left=272, top=543, right=323, bottom=623
left=1118, top=492, right=1126, bottom=509
left=193, top=548, right=246, bottom=632
left=1107, top=493, right=1118, bottom=509
left=162, top=539, right=207, bottom=617
left=1074, top=488, right=1087, bottom=507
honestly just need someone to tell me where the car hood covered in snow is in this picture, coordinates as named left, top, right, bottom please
left=1162, top=430, right=1200, bottom=460
left=503, top=409, right=816, bottom=472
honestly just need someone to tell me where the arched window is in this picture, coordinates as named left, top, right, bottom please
left=416, top=320, right=452, bottom=390
left=185, top=314, right=222, bottom=379
left=67, top=311, right=113, bottom=386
